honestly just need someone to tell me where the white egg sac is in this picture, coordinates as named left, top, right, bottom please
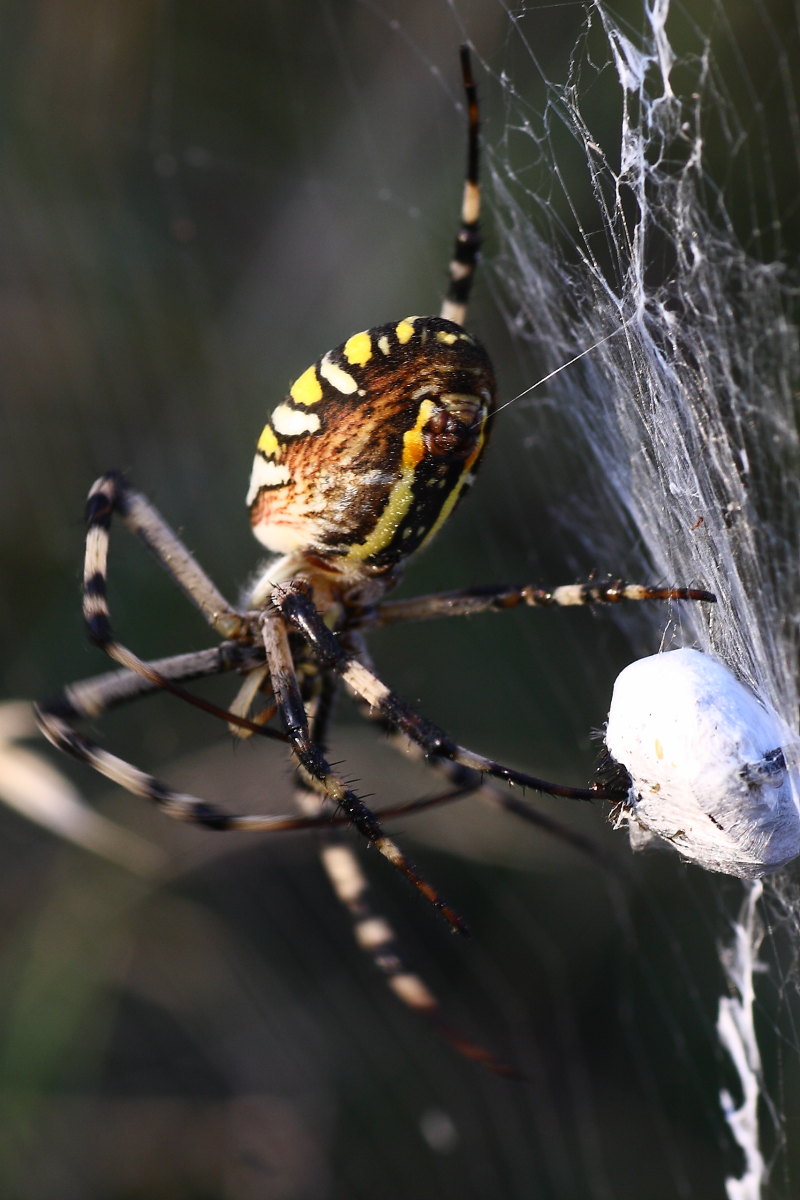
left=605, top=648, right=800, bottom=878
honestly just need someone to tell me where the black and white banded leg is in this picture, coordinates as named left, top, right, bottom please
left=360, top=578, right=716, bottom=628
left=440, top=44, right=482, bottom=328
left=38, top=471, right=471, bottom=933
left=274, top=579, right=644, bottom=802
left=35, top=645, right=471, bottom=836
left=293, top=672, right=519, bottom=1076
left=259, top=605, right=469, bottom=933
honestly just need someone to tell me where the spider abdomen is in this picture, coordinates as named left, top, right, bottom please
left=247, top=315, right=496, bottom=575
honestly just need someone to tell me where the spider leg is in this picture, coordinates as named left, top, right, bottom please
left=41, top=645, right=264, bottom=723
left=295, top=671, right=518, bottom=1076
left=273, top=580, right=627, bottom=802
left=342, top=629, right=623, bottom=873
left=35, top=645, right=486, bottom=838
left=84, top=472, right=245, bottom=643
left=260, top=606, right=470, bottom=935
left=34, top=643, right=313, bottom=831
left=318, top=830, right=519, bottom=1075
left=373, top=720, right=621, bottom=870
left=361, top=578, right=716, bottom=628
left=79, top=472, right=288, bottom=740
left=440, top=45, right=482, bottom=328
left=35, top=631, right=375, bottom=838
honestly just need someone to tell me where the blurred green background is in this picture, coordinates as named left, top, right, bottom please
left=2, top=1, right=799, bottom=1197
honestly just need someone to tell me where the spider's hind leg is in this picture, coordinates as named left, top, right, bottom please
left=260, top=602, right=470, bottom=935
left=34, top=643, right=284, bottom=828
left=297, top=672, right=519, bottom=1077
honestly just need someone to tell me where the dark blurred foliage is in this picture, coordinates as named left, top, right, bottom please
left=1, top=1, right=799, bottom=1197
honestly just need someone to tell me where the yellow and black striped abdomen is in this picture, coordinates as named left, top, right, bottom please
left=248, top=315, right=496, bottom=576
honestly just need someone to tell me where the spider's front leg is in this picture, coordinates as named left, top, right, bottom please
left=367, top=578, right=716, bottom=627
left=259, top=597, right=470, bottom=936
left=272, top=580, right=628, bottom=803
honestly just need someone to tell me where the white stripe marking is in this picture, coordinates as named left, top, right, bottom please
left=246, top=456, right=291, bottom=505
left=319, top=352, right=358, bottom=395
left=271, top=403, right=321, bottom=436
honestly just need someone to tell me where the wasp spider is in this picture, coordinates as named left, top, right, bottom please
left=36, top=48, right=713, bottom=1074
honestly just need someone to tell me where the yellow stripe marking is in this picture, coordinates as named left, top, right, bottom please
left=435, top=329, right=458, bottom=345
left=401, top=398, right=435, bottom=470
left=257, top=425, right=281, bottom=458
left=290, top=365, right=323, bottom=406
left=395, top=319, right=416, bottom=344
left=346, top=400, right=436, bottom=563
left=343, top=331, right=372, bottom=366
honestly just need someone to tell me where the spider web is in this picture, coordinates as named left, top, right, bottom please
left=473, top=1, right=800, bottom=1196
left=3, top=1, right=800, bottom=1197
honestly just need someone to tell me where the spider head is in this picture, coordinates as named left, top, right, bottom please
left=247, top=315, right=496, bottom=581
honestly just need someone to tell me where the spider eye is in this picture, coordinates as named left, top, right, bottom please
left=247, top=314, right=496, bottom=573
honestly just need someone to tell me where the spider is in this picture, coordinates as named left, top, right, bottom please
left=36, top=48, right=713, bottom=1074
